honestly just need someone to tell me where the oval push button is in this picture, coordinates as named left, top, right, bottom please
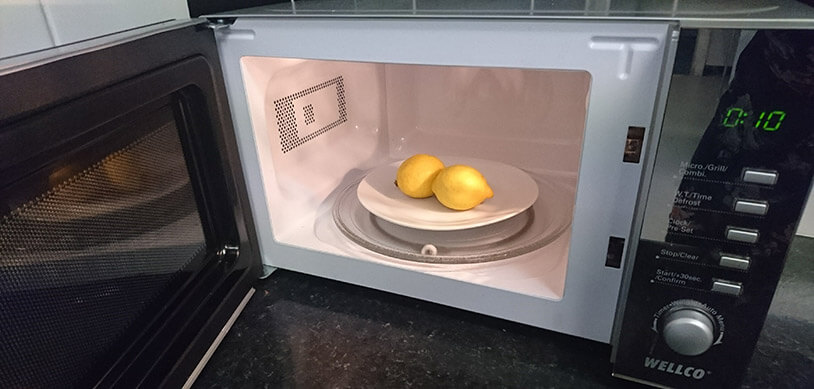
left=719, top=254, right=750, bottom=270
left=733, top=199, right=769, bottom=216
left=726, top=227, right=759, bottom=243
left=711, top=279, right=742, bottom=296
left=741, top=169, right=778, bottom=185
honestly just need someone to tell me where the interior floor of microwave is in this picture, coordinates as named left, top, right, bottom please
left=271, top=170, right=573, bottom=300
left=193, top=236, right=813, bottom=388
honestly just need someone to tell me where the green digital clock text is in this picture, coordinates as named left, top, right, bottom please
left=722, top=108, right=786, bottom=131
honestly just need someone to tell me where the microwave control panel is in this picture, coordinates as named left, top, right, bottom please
left=613, top=30, right=814, bottom=388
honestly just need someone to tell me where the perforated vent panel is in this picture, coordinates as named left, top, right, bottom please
left=274, top=76, right=347, bottom=153
left=0, top=120, right=206, bottom=388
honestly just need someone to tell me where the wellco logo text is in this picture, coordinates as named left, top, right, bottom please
left=644, top=357, right=707, bottom=379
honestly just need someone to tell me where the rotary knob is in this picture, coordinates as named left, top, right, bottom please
left=660, top=306, right=716, bottom=356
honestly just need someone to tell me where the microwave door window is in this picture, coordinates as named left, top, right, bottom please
left=0, top=105, right=208, bottom=388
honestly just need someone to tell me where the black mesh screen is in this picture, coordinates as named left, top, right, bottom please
left=0, top=119, right=207, bottom=388
left=274, top=76, right=347, bottom=153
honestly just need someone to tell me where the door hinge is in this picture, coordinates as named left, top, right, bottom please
left=204, top=18, right=236, bottom=30
left=217, top=244, right=240, bottom=261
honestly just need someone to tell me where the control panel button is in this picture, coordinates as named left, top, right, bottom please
left=733, top=199, right=769, bottom=216
left=726, top=227, right=759, bottom=243
left=719, top=254, right=750, bottom=271
left=711, top=279, right=742, bottom=296
left=741, top=169, right=778, bottom=185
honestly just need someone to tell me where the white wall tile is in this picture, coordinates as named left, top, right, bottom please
left=0, top=0, right=55, bottom=58
left=40, top=0, right=188, bottom=45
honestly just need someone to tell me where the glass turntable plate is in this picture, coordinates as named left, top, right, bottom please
left=356, top=157, right=539, bottom=231
left=334, top=166, right=573, bottom=264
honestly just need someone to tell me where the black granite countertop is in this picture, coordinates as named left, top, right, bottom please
left=194, top=237, right=813, bottom=388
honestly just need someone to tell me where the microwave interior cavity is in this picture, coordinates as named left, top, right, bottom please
left=240, top=57, right=591, bottom=300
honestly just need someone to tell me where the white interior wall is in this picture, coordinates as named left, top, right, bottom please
left=383, top=65, right=590, bottom=175
left=0, top=0, right=188, bottom=59
left=240, top=57, right=388, bottom=239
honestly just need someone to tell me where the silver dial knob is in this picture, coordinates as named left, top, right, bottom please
left=661, top=308, right=716, bottom=356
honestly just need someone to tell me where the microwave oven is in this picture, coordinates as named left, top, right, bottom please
left=1, top=1, right=812, bottom=388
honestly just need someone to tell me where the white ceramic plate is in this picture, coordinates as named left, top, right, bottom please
left=357, top=157, right=539, bottom=231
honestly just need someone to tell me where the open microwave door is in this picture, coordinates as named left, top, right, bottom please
left=0, top=21, right=260, bottom=388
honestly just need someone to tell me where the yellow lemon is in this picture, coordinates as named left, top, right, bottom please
left=432, top=164, right=494, bottom=211
left=396, top=154, right=445, bottom=198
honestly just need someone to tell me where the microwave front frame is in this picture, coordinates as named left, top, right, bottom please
left=213, top=17, right=679, bottom=343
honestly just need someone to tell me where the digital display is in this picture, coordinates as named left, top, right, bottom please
left=722, top=108, right=786, bottom=131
